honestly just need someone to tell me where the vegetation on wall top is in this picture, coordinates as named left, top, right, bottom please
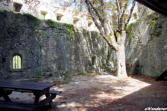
left=23, top=13, right=41, bottom=27
left=46, top=19, right=75, bottom=40
left=46, top=19, right=58, bottom=28
left=0, top=10, right=75, bottom=40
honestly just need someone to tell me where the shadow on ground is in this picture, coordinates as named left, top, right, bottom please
left=1, top=74, right=167, bottom=111
left=50, top=75, right=167, bottom=111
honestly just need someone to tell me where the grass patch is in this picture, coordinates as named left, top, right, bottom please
left=76, top=71, right=88, bottom=75
left=32, top=73, right=42, bottom=79
left=76, top=72, right=99, bottom=77
left=152, top=73, right=159, bottom=77
left=59, top=71, right=73, bottom=84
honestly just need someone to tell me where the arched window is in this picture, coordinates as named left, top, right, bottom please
left=13, top=55, right=22, bottom=70
left=92, top=56, right=96, bottom=66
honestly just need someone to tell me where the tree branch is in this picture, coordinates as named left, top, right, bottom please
left=119, top=2, right=128, bottom=30
left=125, top=0, right=136, bottom=27
left=115, top=0, right=121, bottom=25
left=85, top=0, right=102, bottom=32
left=100, top=0, right=105, bottom=25
left=87, top=0, right=104, bottom=24
left=85, top=0, right=118, bottom=51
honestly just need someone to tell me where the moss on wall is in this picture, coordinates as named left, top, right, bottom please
left=147, top=13, right=159, bottom=30
left=46, top=19, right=75, bottom=40
left=46, top=19, right=58, bottom=28
left=126, top=20, right=139, bottom=39
left=146, top=13, right=162, bottom=40
left=64, top=23, right=75, bottom=40
left=23, top=13, right=41, bottom=27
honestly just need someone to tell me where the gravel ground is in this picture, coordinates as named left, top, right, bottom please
left=1, top=73, right=167, bottom=111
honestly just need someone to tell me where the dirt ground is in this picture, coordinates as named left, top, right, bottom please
left=50, top=73, right=167, bottom=111
left=2, top=73, right=167, bottom=111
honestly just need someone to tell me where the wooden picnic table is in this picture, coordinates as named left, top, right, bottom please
left=0, top=80, right=62, bottom=111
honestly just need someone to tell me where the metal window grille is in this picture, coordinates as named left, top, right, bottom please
left=13, top=55, right=21, bottom=69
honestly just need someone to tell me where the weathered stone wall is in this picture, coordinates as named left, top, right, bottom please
left=0, top=0, right=98, bottom=31
left=0, top=12, right=41, bottom=79
left=40, top=24, right=108, bottom=77
left=125, top=6, right=167, bottom=76
left=0, top=11, right=108, bottom=79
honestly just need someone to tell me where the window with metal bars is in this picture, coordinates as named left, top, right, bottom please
left=13, top=55, right=22, bottom=70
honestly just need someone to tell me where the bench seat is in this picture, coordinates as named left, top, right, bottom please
left=0, top=101, right=38, bottom=111
left=49, top=90, right=62, bottom=96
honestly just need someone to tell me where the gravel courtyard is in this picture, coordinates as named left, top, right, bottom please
left=2, top=73, right=167, bottom=111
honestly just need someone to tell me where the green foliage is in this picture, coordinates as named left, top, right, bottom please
left=1, top=9, right=7, bottom=13
left=82, top=72, right=88, bottom=75
left=46, top=19, right=58, bottom=28
left=152, top=73, right=159, bottom=77
left=116, top=31, right=120, bottom=37
left=126, top=23, right=135, bottom=39
left=23, top=13, right=41, bottom=27
left=61, top=79, right=70, bottom=84
left=133, top=13, right=137, bottom=19
left=126, top=20, right=139, bottom=39
left=59, top=71, right=73, bottom=84
left=147, top=13, right=161, bottom=40
left=32, top=73, right=42, bottom=79
left=76, top=71, right=88, bottom=75
left=46, top=20, right=75, bottom=40
left=64, top=23, right=75, bottom=40
left=148, top=13, right=159, bottom=30
left=37, top=29, right=43, bottom=37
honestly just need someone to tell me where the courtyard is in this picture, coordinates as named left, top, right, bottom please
left=5, top=73, right=167, bottom=111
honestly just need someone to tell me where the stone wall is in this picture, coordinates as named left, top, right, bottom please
left=0, top=11, right=41, bottom=79
left=0, top=0, right=98, bottom=31
left=125, top=6, right=167, bottom=76
left=0, top=11, right=108, bottom=79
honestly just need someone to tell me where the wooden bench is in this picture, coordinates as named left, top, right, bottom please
left=0, top=81, right=62, bottom=111
left=49, top=90, right=62, bottom=96
left=0, top=90, right=62, bottom=111
left=39, top=90, right=62, bottom=106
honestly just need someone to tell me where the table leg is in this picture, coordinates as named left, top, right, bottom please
left=3, top=94, right=11, bottom=102
left=45, top=93, right=52, bottom=106
left=45, top=89, right=52, bottom=106
left=0, top=88, right=12, bottom=102
left=33, top=91, right=41, bottom=104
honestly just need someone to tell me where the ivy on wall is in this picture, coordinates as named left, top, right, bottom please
left=126, top=20, right=139, bottom=39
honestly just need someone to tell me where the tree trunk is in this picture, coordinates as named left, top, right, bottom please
left=116, top=31, right=128, bottom=78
